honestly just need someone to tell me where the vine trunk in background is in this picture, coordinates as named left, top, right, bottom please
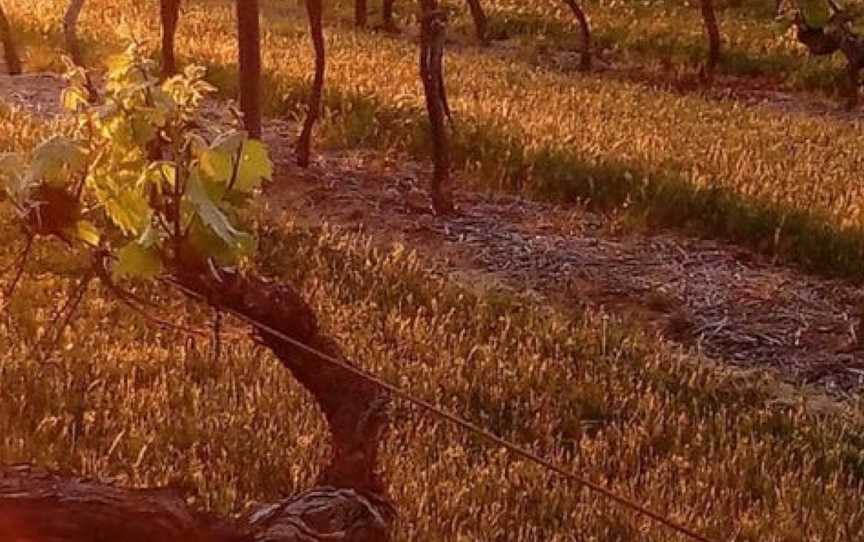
left=0, top=2, right=21, bottom=75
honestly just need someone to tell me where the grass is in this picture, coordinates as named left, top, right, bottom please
left=2, top=68, right=864, bottom=541
left=7, top=0, right=864, bottom=278
left=3, top=187, right=864, bottom=541
left=472, top=0, right=848, bottom=89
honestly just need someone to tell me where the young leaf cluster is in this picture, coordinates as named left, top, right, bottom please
left=0, top=43, right=273, bottom=282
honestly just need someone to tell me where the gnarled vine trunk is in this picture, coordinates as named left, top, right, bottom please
left=296, top=0, right=325, bottom=168
left=237, top=0, right=262, bottom=139
left=419, top=0, right=454, bottom=215
left=174, top=270, right=391, bottom=496
left=793, top=12, right=864, bottom=108
left=0, top=268, right=394, bottom=541
left=160, top=0, right=181, bottom=77
left=0, top=2, right=21, bottom=75
left=699, top=0, right=720, bottom=82
left=562, top=0, right=591, bottom=71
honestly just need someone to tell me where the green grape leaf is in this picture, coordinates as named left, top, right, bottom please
left=74, top=220, right=100, bottom=246
left=99, top=185, right=151, bottom=235
left=186, top=218, right=256, bottom=267
left=11, top=44, right=268, bottom=280
left=106, top=48, right=135, bottom=80
left=113, top=241, right=163, bottom=281
left=142, top=162, right=177, bottom=194
left=199, top=147, right=233, bottom=185
left=234, top=139, right=272, bottom=193
left=61, top=86, right=90, bottom=112
left=27, top=136, right=87, bottom=186
left=186, top=173, right=241, bottom=246
left=211, top=130, right=246, bottom=155
left=799, top=0, right=832, bottom=28
left=99, top=115, right=135, bottom=149
left=137, top=223, right=165, bottom=249
left=198, top=134, right=271, bottom=196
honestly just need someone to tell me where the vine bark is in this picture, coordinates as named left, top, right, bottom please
left=64, top=0, right=86, bottom=68
left=562, top=0, right=591, bottom=71
left=160, top=0, right=181, bottom=77
left=355, top=0, right=368, bottom=27
left=296, top=0, right=325, bottom=167
left=699, top=0, right=720, bottom=82
left=419, top=0, right=454, bottom=215
left=465, top=0, right=488, bottom=44
left=0, top=2, right=21, bottom=75
left=382, top=0, right=397, bottom=32
left=0, top=267, right=394, bottom=541
left=237, top=0, right=262, bottom=139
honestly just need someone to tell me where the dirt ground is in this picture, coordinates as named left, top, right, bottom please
left=262, top=128, right=864, bottom=396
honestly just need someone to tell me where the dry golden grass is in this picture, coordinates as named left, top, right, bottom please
left=478, top=0, right=843, bottom=84
left=2, top=3, right=864, bottom=540
left=1, top=99, right=864, bottom=541
left=7, top=0, right=864, bottom=276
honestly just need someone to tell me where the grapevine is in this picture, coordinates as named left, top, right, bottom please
left=0, top=43, right=272, bottom=289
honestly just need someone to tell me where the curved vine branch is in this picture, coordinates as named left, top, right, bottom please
left=1, top=261, right=395, bottom=541
left=562, top=0, right=591, bottom=71
left=296, top=0, right=325, bottom=168
left=63, top=0, right=100, bottom=100
left=64, top=0, right=86, bottom=68
left=173, top=269, right=393, bottom=494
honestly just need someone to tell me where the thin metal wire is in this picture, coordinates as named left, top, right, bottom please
left=167, top=278, right=718, bottom=542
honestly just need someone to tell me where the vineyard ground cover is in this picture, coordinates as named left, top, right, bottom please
left=328, top=0, right=850, bottom=96
left=2, top=4, right=864, bottom=538
left=3, top=70, right=863, bottom=396
left=472, top=0, right=849, bottom=93
left=1, top=108, right=864, bottom=541
left=8, top=0, right=864, bottom=280
left=260, top=129, right=864, bottom=396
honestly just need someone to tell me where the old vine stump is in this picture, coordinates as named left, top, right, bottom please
left=0, top=269, right=394, bottom=542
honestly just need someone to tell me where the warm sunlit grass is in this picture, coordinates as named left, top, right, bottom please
left=7, top=0, right=864, bottom=277
left=2, top=5, right=864, bottom=540
left=477, top=0, right=847, bottom=87
left=1, top=83, right=864, bottom=542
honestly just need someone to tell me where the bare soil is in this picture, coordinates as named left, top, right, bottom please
left=0, top=72, right=65, bottom=117
left=262, top=128, right=864, bottom=396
